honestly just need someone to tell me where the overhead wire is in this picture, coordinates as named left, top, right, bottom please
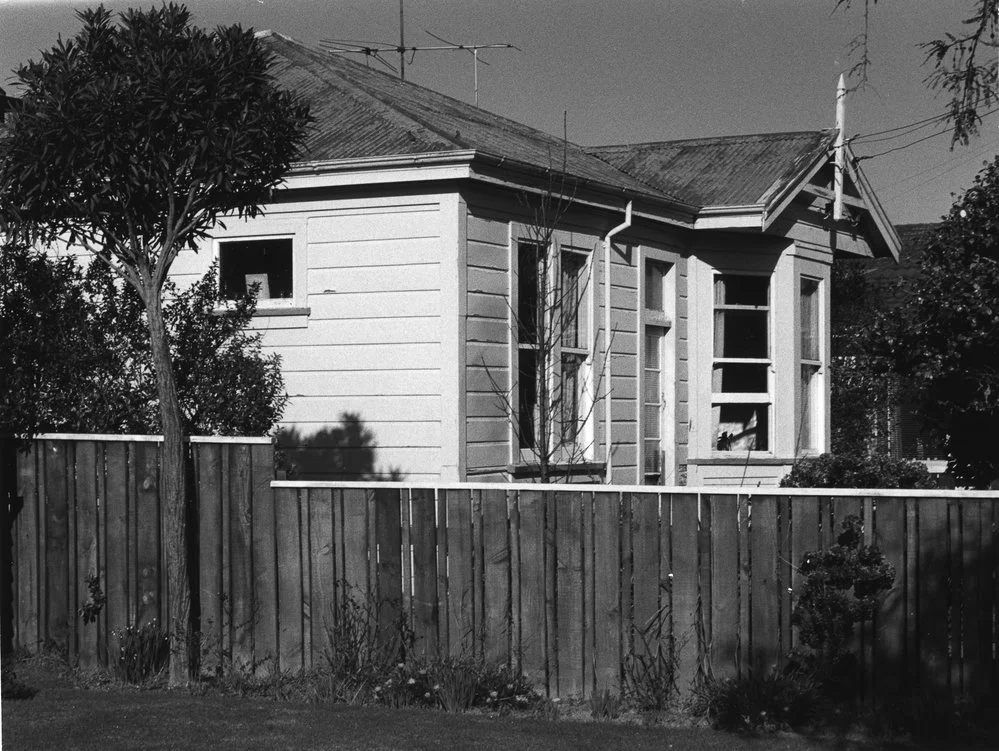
left=854, top=105, right=999, bottom=161
left=849, top=107, right=999, bottom=162
left=850, top=112, right=948, bottom=143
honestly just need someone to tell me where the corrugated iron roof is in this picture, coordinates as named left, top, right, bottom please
left=261, top=32, right=680, bottom=203
left=588, top=131, right=837, bottom=208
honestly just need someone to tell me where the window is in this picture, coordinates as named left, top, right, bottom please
left=517, top=242, right=540, bottom=450
left=559, top=250, right=588, bottom=444
left=643, top=260, right=671, bottom=483
left=798, top=277, right=822, bottom=452
left=515, top=240, right=590, bottom=454
left=712, top=274, right=770, bottom=452
left=218, top=237, right=294, bottom=303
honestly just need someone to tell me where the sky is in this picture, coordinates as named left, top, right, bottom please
left=1, top=0, right=996, bottom=225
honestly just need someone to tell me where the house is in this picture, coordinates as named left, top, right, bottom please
left=165, top=31, right=900, bottom=486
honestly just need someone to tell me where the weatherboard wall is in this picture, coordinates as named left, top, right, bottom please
left=174, top=189, right=463, bottom=481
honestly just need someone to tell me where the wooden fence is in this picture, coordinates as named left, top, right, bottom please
left=7, top=436, right=999, bottom=703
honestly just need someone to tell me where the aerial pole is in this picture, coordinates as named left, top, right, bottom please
left=320, top=11, right=518, bottom=106
left=399, top=0, right=405, bottom=81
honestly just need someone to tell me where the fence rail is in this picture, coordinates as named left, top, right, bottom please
left=6, top=437, right=999, bottom=703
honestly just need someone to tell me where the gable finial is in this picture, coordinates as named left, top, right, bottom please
left=834, top=73, right=847, bottom=221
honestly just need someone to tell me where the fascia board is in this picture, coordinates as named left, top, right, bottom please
left=760, top=149, right=833, bottom=232
left=281, top=150, right=699, bottom=229
left=693, top=205, right=765, bottom=230
left=466, top=163, right=695, bottom=229
left=845, top=149, right=901, bottom=260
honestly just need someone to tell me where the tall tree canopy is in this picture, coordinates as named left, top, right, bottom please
left=873, top=158, right=999, bottom=488
left=0, top=3, right=311, bottom=685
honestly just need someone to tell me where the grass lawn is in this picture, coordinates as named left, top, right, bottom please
left=0, top=656, right=973, bottom=751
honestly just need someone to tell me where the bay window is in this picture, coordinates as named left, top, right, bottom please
left=798, top=277, right=822, bottom=452
left=712, top=273, right=771, bottom=452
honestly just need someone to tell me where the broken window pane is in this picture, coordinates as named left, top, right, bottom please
left=714, top=404, right=769, bottom=451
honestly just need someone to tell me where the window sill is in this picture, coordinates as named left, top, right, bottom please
left=253, top=305, right=311, bottom=318
left=689, top=456, right=795, bottom=466
left=508, top=461, right=607, bottom=480
left=214, top=305, right=311, bottom=329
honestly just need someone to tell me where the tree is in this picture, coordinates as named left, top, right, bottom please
left=484, top=163, right=610, bottom=483
left=0, top=242, right=288, bottom=437
left=837, top=0, right=998, bottom=145
left=829, top=259, right=893, bottom=456
left=873, top=157, right=999, bottom=488
left=0, top=4, right=310, bottom=685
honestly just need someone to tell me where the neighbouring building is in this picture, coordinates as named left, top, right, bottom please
left=69, top=31, right=905, bottom=485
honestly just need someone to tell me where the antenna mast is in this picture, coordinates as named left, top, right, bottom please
left=399, top=0, right=405, bottom=81
left=319, top=3, right=518, bottom=106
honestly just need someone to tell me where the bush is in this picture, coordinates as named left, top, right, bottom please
left=112, top=620, right=170, bottom=684
left=319, top=591, right=413, bottom=703
left=791, top=515, right=895, bottom=690
left=780, top=453, right=937, bottom=489
left=691, top=667, right=823, bottom=733
left=622, top=623, right=677, bottom=711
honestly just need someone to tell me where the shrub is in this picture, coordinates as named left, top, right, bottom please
left=589, top=687, right=622, bottom=719
left=77, top=573, right=106, bottom=625
left=112, top=619, right=170, bottom=684
left=791, top=515, right=895, bottom=688
left=691, top=667, right=823, bottom=733
left=780, top=453, right=937, bottom=489
left=475, top=663, right=540, bottom=713
left=623, top=636, right=677, bottom=711
left=319, top=591, right=413, bottom=703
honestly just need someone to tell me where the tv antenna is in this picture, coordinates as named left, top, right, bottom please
left=319, top=2, right=517, bottom=106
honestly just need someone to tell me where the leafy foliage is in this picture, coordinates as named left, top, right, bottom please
left=113, top=619, right=170, bottom=684
left=0, top=2, right=310, bottom=689
left=690, top=667, right=823, bottom=734
left=0, top=241, right=101, bottom=439
left=836, top=0, right=999, bottom=145
left=780, top=453, right=936, bottom=489
left=829, top=260, right=893, bottom=456
left=0, top=4, right=311, bottom=267
left=791, top=515, right=895, bottom=684
left=872, top=159, right=999, bottom=487
left=0, top=243, right=287, bottom=437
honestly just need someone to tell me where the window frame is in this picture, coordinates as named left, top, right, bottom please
left=216, top=234, right=296, bottom=307
left=641, top=257, right=674, bottom=484
left=512, top=234, right=595, bottom=464
left=710, top=271, right=773, bottom=455
left=797, top=275, right=824, bottom=455
left=210, top=218, right=308, bottom=319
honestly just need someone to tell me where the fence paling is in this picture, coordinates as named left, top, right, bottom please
left=10, top=437, right=999, bottom=703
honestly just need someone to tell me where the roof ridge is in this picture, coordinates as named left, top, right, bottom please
left=592, top=128, right=835, bottom=152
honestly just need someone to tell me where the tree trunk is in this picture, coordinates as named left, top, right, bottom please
left=144, top=290, right=191, bottom=688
